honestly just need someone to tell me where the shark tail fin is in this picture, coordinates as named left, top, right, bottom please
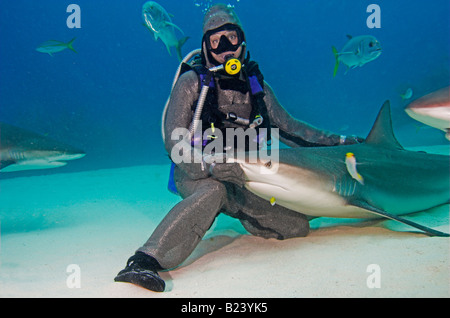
left=332, top=46, right=339, bottom=77
left=176, top=36, right=189, bottom=62
left=67, top=37, right=77, bottom=53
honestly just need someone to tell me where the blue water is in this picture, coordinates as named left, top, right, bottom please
left=0, top=0, right=449, bottom=177
left=0, top=1, right=449, bottom=298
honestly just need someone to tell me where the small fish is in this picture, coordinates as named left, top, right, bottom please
left=36, top=38, right=77, bottom=56
left=332, top=35, right=382, bottom=77
left=400, top=88, right=413, bottom=100
left=142, top=1, right=189, bottom=61
left=345, top=152, right=364, bottom=185
left=270, top=197, right=276, bottom=206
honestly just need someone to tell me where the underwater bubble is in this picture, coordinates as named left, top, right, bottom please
left=193, top=0, right=240, bottom=13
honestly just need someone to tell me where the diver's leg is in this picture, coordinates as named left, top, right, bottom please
left=240, top=210, right=310, bottom=240
left=115, top=168, right=227, bottom=292
left=137, top=176, right=227, bottom=269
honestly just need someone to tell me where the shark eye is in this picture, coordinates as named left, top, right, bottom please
left=264, top=161, right=272, bottom=169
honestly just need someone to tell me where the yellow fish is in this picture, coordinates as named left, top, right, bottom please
left=36, top=38, right=77, bottom=56
left=345, top=152, right=364, bottom=185
left=270, top=197, right=276, bottom=206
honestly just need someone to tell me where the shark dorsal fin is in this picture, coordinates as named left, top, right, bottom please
left=365, top=101, right=404, bottom=150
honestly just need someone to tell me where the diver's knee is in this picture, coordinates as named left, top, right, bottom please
left=282, top=223, right=310, bottom=239
left=279, top=215, right=310, bottom=239
left=198, top=179, right=227, bottom=202
left=240, top=220, right=283, bottom=240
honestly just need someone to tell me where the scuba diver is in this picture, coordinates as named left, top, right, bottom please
left=115, top=4, right=363, bottom=292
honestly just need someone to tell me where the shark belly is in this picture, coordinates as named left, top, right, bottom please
left=245, top=180, right=375, bottom=219
left=405, top=107, right=450, bottom=132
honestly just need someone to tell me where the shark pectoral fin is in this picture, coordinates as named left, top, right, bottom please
left=0, top=160, right=16, bottom=171
left=349, top=199, right=450, bottom=237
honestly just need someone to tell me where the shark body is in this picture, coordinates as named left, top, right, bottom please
left=226, top=102, right=449, bottom=237
left=0, top=122, right=85, bottom=172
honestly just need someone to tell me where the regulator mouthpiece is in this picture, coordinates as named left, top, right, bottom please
left=208, top=54, right=242, bottom=75
left=224, top=55, right=241, bottom=75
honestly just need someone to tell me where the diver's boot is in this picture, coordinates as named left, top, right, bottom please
left=114, top=252, right=165, bottom=292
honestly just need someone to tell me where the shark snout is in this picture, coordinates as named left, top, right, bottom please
left=59, top=152, right=86, bottom=161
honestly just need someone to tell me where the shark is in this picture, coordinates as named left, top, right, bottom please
left=223, top=102, right=450, bottom=237
left=405, top=86, right=450, bottom=140
left=0, top=122, right=85, bottom=172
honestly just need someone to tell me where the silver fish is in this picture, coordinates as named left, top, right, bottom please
left=142, top=1, right=189, bottom=61
left=332, top=35, right=382, bottom=76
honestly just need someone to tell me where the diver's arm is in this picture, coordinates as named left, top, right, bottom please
left=263, top=82, right=361, bottom=147
left=164, top=71, right=210, bottom=180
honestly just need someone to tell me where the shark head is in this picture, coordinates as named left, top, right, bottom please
left=405, top=86, right=450, bottom=140
left=0, top=122, right=85, bottom=172
left=228, top=148, right=352, bottom=217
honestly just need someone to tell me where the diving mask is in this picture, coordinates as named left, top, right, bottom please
left=205, top=24, right=245, bottom=55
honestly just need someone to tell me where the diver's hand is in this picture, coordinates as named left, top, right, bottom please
left=203, top=153, right=246, bottom=187
left=210, top=162, right=246, bottom=188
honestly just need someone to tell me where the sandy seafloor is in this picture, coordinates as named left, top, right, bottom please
left=0, top=146, right=449, bottom=298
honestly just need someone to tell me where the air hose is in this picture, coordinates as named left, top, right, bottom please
left=161, top=50, right=242, bottom=142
